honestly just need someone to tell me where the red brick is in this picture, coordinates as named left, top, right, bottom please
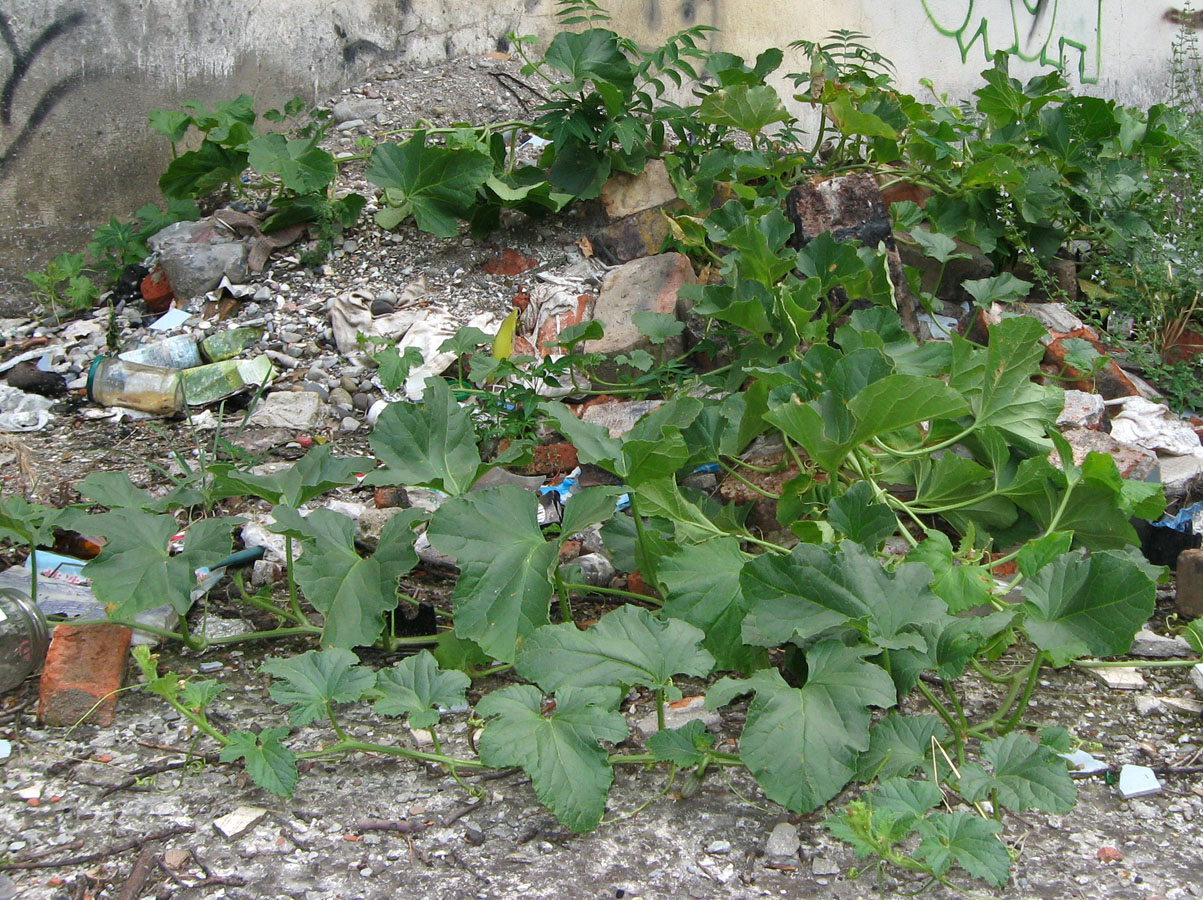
left=38, top=623, right=132, bottom=727
left=1043, top=328, right=1141, bottom=399
left=524, top=442, right=579, bottom=476
left=482, top=248, right=539, bottom=276
left=535, top=294, right=594, bottom=357
left=559, top=539, right=582, bottom=563
left=374, top=486, right=408, bottom=509
left=1176, top=549, right=1203, bottom=619
left=141, top=265, right=175, bottom=313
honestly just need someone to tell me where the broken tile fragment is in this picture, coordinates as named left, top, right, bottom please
left=1117, top=764, right=1162, bottom=799
left=1085, top=666, right=1146, bottom=690
left=213, top=805, right=267, bottom=838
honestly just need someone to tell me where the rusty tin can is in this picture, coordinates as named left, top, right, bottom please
left=0, top=587, right=50, bottom=693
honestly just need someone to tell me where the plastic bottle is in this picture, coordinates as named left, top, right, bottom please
left=86, top=356, right=184, bottom=415
left=117, top=334, right=203, bottom=368
left=0, top=587, right=50, bottom=694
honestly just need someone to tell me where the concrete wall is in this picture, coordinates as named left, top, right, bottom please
left=0, top=0, right=1187, bottom=311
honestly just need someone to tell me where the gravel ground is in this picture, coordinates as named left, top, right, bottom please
left=1, top=53, right=1203, bottom=900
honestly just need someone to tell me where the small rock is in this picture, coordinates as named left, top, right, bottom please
left=213, top=805, right=267, bottom=838
left=1129, top=628, right=1194, bottom=658
left=370, top=298, right=395, bottom=316
left=812, top=856, right=840, bottom=877
left=763, top=822, right=800, bottom=859
left=332, top=98, right=384, bottom=122
left=580, top=399, right=664, bottom=438
left=1191, top=663, right=1203, bottom=694
left=704, top=839, right=731, bottom=855
left=340, top=416, right=361, bottom=433
left=1127, top=798, right=1160, bottom=819
left=1134, top=695, right=1163, bottom=716
left=329, top=387, right=354, bottom=408
left=600, top=159, right=679, bottom=220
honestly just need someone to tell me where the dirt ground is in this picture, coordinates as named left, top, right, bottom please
left=2, top=53, right=1203, bottom=900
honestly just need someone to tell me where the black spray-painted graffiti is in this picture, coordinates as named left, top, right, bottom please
left=921, top=0, right=1103, bottom=83
left=0, top=7, right=85, bottom=179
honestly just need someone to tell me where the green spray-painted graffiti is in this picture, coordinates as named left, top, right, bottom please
left=921, top=0, right=1102, bottom=83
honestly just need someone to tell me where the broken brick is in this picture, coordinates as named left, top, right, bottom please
left=523, top=442, right=579, bottom=476
left=481, top=248, right=538, bottom=276
left=1044, top=328, right=1141, bottom=399
left=38, top=623, right=132, bottom=727
left=141, top=265, right=175, bottom=313
left=1176, top=549, right=1203, bottom=619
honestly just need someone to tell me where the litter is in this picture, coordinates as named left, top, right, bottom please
left=1108, top=397, right=1203, bottom=457
left=0, top=385, right=54, bottom=432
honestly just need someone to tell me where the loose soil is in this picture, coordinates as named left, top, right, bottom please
left=1, top=54, right=1202, bottom=900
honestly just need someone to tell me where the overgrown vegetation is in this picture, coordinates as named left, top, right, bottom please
left=8, top=1, right=1203, bottom=890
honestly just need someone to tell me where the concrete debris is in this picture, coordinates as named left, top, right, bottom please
left=150, top=218, right=251, bottom=300
left=580, top=398, right=664, bottom=438
left=600, top=159, right=679, bottom=220
left=1057, top=389, right=1108, bottom=430
left=1056, top=428, right=1159, bottom=482
left=586, top=253, right=697, bottom=381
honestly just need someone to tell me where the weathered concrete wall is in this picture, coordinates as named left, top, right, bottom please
left=0, top=0, right=1187, bottom=310
left=0, top=0, right=555, bottom=309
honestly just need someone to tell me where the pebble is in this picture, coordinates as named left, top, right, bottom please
left=341, top=417, right=361, bottom=432
left=704, top=840, right=731, bottom=855
left=763, top=822, right=799, bottom=858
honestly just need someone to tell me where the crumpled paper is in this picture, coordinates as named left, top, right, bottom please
left=0, top=384, right=54, bottom=432
left=1109, top=396, right=1203, bottom=457
left=330, top=282, right=497, bottom=400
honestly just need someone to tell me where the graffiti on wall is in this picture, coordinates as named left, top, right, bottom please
left=921, top=0, right=1103, bottom=83
left=0, top=7, right=86, bottom=179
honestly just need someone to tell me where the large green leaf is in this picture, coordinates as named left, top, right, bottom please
left=260, top=648, right=377, bottom=726
left=476, top=684, right=627, bottom=833
left=647, top=720, right=715, bottom=767
left=635, top=478, right=730, bottom=544
left=366, top=134, right=492, bottom=237
left=365, top=378, right=483, bottom=494
left=706, top=644, right=896, bottom=812
left=220, top=728, right=298, bottom=797
left=698, top=84, right=791, bottom=137
left=904, top=530, right=996, bottom=614
left=159, top=143, right=248, bottom=198
left=83, top=511, right=237, bottom=617
left=915, top=811, right=1010, bottom=887
left=855, top=712, right=949, bottom=782
left=948, top=317, right=1063, bottom=452
left=740, top=541, right=947, bottom=652
left=958, top=733, right=1076, bottom=813
left=516, top=605, right=714, bottom=700
left=211, top=444, right=364, bottom=506
left=1021, top=549, right=1156, bottom=665
left=427, top=486, right=559, bottom=662
left=658, top=537, right=765, bottom=673
left=827, top=482, right=898, bottom=550
left=543, top=28, right=636, bottom=95
left=287, top=507, right=422, bottom=648
left=374, top=650, right=471, bottom=729
left=247, top=133, right=338, bottom=194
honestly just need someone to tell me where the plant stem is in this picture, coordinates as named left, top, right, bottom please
left=970, top=658, right=1013, bottom=685
left=656, top=689, right=666, bottom=731
left=285, top=537, right=304, bottom=622
left=560, top=582, right=663, bottom=605
left=915, top=680, right=960, bottom=736
left=717, top=461, right=781, bottom=499
left=299, top=738, right=490, bottom=770
left=1073, top=657, right=1201, bottom=668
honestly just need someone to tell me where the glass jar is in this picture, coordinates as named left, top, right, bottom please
left=86, top=356, right=184, bottom=415
left=0, top=587, right=50, bottom=693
